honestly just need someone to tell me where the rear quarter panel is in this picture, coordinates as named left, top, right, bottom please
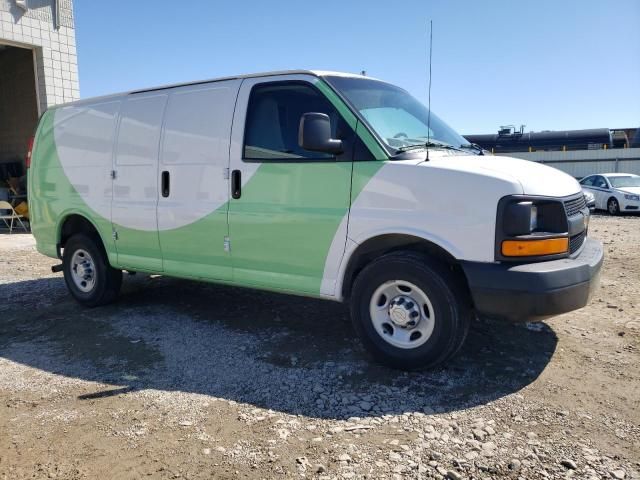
left=28, top=101, right=120, bottom=260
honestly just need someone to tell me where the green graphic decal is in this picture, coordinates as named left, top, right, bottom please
left=228, top=161, right=352, bottom=293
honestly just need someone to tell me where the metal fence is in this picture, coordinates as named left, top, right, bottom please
left=498, top=148, right=640, bottom=178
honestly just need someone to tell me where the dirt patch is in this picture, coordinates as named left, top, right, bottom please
left=0, top=216, right=638, bottom=479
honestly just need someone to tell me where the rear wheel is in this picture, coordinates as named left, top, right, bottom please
left=63, top=233, right=122, bottom=307
left=607, top=197, right=620, bottom=215
left=350, top=251, right=471, bottom=370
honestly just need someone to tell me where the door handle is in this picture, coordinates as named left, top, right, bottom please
left=161, top=171, right=170, bottom=197
left=231, top=170, right=241, bottom=199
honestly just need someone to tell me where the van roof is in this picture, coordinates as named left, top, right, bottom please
left=50, top=70, right=376, bottom=109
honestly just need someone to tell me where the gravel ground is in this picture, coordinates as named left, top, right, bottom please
left=0, top=214, right=638, bottom=480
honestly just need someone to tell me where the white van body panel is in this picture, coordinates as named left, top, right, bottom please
left=347, top=156, right=522, bottom=259
left=53, top=100, right=121, bottom=224
left=329, top=153, right=581, bottom=298
left=430, top=154, right=581, bottom=197
left=157, top=80, right=241, bottom=231
left=113, top=92, right=167, bottom=232
left=320, top=213, right=350, bottom=297
left=111, top=92, right=167, bottom=269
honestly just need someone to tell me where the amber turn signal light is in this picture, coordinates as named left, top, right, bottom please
left=501, top=238, right=569, bottom=257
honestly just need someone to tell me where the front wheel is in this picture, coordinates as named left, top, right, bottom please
left=63, top=233, right=122, bottom=307
left=350, top=251, right=471, bottom=370
left=607, top=197, right=620, bottom=215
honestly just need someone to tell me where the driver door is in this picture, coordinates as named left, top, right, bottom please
left=592, top=175, right=609, bottom=210
left=227, top=75, right=356, bottom=296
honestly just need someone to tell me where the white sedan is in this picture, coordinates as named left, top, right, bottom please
left=579, top=173, right=640, bottom=215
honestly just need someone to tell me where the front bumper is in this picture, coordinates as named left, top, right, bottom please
left=461, top=238, right=603, bottom=322
left=620, top=196, right=640, bottom=211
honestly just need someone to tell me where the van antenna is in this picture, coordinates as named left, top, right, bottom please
left=426, top=19, right=433, bottom=161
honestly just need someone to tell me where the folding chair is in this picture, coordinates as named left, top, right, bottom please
left=0, top=201, right=29, bottom=234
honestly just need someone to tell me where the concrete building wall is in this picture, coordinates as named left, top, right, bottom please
left=0, top=0, right=78, bottom=112
left=0, top=46, right=38, bottom=163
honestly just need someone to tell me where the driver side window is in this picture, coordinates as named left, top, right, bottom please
left=580, top=176, right=594, bottom=186
left=243, top=82, right=348, bottom=161
left=594, top=176, right=608, bottom=189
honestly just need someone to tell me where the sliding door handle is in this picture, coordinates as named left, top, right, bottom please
left=161, top=171, right=170, bottom=197
left=231, top=170, right=241, bottom=199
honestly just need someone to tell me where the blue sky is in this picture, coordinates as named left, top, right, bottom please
left=75, top=0, right=639, bottom=134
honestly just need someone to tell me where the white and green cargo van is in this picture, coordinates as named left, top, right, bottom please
left=28, top=70, right=603, bottom=369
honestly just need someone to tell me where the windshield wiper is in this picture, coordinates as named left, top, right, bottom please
left=396, top=141, right=461, bottom=153
left=429, top=141, right=461, bottom=151
left=395, top=143, right=429, bottom=152
left=459, top=143, right=484, bottom=155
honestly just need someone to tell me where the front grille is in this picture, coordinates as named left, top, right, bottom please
left=569, top=230, right=586, bottom=254
left=565, top=194, right=588, bottom=254
left=564, top=195, right=586, bottom=217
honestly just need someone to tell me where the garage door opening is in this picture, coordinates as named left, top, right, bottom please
left=0, top=43, right=39, bottom=188
left=0, top=43, right=39, bottom=218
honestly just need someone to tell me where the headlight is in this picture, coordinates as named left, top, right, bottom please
left=503, top=201, right=551, bottom=236
left=498, top=196, right=569, bottom=259
left=530, top=205, right=538, bottom=231
left=503, top=201, right=537, bottom=235
left=624, top=194, right=639, bottom=201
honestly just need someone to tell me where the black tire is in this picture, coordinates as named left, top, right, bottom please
left=607, top=197, right=620, bottom=215
left=62, top=233, right=122, bottom=307
left=350, top=251, right=471, bottom=370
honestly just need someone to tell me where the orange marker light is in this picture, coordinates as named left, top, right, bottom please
left=502, top=238, right=568, bottom=257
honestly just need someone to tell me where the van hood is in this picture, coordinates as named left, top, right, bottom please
left=421, top=152, right=581, bottom=197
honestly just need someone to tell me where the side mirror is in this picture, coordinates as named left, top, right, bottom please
left=298, top=113, right=343, bottom=155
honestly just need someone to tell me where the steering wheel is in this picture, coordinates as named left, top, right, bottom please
left=393, top=132, right=408, bottom=139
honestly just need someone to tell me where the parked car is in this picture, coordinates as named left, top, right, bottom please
left=583, top=190, right=596, bottom=212
left=27, top=70, right=603, bottom=370
left=579, top=173, right=640, bottom=215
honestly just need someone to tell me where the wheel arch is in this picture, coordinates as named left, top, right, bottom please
left=339, top=233, right=468, bottom=301
left=57, top=212, right=109, bottom=258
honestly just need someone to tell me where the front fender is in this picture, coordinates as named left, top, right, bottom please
left=349, top=227, right=463, bottom=259
left=331, top=229, right=460, bottom=302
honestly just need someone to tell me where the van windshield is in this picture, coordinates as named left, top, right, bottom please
left=324, top=75, right=469, bottom=154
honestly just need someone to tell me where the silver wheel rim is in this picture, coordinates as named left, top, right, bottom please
left=70, top=248, right=96, bottom=293
left=608, top=200, right=617, bottom=214
left=369, top=280, right=435, bottom=349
